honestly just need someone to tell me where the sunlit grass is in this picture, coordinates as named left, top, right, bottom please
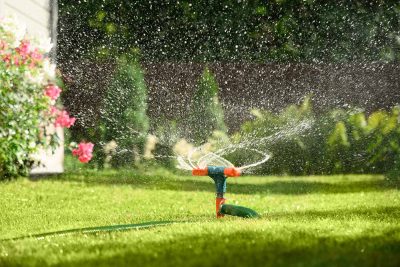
left=0, top=171, right=399, bottom=266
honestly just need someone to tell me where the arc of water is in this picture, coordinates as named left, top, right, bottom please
left=212, top=120, right=313, bottom=158
left=197, top=152, right=234, bottom=168
left=187, top=145, right=200, bottom=169
left=176, top=156, right=194, bottom=170
left=237, top=148, right=271, bottom=171
left=176, top=119, right=313, bottom=172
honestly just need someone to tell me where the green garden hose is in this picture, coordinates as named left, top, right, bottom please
left=2, top=221, right=174, bottom=241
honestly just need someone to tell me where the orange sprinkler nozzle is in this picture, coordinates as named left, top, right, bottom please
left=224, top=167, right=241, bottom=177
left=192, top=168, right=208, bottom=176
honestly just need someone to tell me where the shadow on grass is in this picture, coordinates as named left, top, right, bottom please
left=87, top=229, right=400, bottom=267
left=1, top=221, right=175, bottom=241
left=6, top=226, right=398, bottom=267
left=268, top=206, right=400, bottom=222
left=1, top=203, right=399, bottom=267
left=41, top=171, right=399, bottom=195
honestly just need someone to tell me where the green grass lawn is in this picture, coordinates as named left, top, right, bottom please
left=0, top=170, right=399, bottom=266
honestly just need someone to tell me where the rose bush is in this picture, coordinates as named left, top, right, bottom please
left=71, top=142, right=94, bottom=163
left=0, top=16, right=93, bottom=179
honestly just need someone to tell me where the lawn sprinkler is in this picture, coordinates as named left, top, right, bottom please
left=192, top=166, right=259, bottom=218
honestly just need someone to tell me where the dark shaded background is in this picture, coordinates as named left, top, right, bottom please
left=62, top=62, right=400, bottom=131
left=58, top=0, right=400, bottom=131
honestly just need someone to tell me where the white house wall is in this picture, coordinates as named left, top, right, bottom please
left=1, top=0, right=50, bottom=38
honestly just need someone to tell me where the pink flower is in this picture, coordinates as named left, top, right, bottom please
left=78, top=154, right=92, bottom=163
left=72, top=149, right=80, bottom=156
left=72, top=142, right=94, bottom=163
left=45, top=85, right=62, bottom=100
left=54, top=110, right=75, bottom=128
left=49, top=105, right=58, bottom=115
left=2, top=53, right=11, bottom=64
left=12, top=55, right=21, bottom=66
left=16, top=40, right=31, bottom=57
left=30, top=48, right=43, bottom=61
left=0, top=40, right=7, bottom=54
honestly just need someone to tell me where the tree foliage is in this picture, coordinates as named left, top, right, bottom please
left=58, top=0, right=400, bottom=62
left=232, top=97, right=400, bottom=178
left=188, top=68, right=227, bottom=144
left=101, top=55, right=149, bottom=167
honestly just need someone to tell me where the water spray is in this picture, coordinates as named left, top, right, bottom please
left=178, top=121, right=313, bottom=218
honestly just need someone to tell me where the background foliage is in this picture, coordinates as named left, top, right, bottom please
left=58, top=0, right=400, bottom=62
left=101, top=55, right=149, bottom=167
left=231, top=98, right=400, bottom=178
left=56, top=0, right=400, bottom=178
left=187, top=68, right=227, bottom=145
left=69, top=54, right=150, bottom=169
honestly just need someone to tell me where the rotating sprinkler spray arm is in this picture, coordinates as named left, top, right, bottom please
left=192, top=166, right=241, bottom=218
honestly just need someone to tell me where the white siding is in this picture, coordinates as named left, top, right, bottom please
left=32, top=0, right=50, bottom=10
left=2, top=0, right=50, bottom=38
left=0, top=0, right=64, bottom=174
left=31, top=128, right=64, bottom=174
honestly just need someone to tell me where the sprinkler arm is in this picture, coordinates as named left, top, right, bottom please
left=192, top=167, right=241, bottom=177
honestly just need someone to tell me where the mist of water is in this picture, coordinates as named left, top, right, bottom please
left=175, top=119, right=313, bottom=172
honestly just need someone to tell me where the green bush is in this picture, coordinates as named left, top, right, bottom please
left=101, top=54, right=149, bottom=168
left=386, top=159, right=400, bottom=181
left=150, top=118, right=181, bottom=168
left=231, top=96, right=328, bottom=175
left=188, top=67, right=227, bottom=145
left=328, top=107, right=400, bottom=177
left=232, top=97, right=400, bottom=177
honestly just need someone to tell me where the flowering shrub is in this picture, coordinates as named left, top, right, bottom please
left=71, top=142, right=94, bottom=163
left=45, top=84, right=61, bottom=100
left=54, top=110, right=76, bottom=128
left=0, top=16, right=93, bottom=178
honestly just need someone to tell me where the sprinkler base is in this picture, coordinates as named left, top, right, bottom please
left=220, top=204, right=260, bottom=218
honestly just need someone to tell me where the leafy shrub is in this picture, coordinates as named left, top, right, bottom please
left=188, top=67, right=227, bottom=145
left=232, top=96, right=400, bottom=176
left=231, top=96, right=326, bottom=175
left=328, top=107, right=400, bottom=177
left=150, top=119, right=182, bottom=168
left=386, top=160, right=400, bottom=181
left=101, top=54, right=149, bottom=167
left=0, top=17, right=92, bottom=179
